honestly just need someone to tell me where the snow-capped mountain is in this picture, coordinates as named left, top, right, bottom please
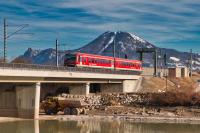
left=77, top=31, right=155, bottom=60
left=14, top=31, right=200, bottom=70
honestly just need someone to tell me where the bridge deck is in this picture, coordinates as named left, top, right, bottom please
left=0, top=63, right=141, bottom=75
left=0, top=63, right=141, bottom=83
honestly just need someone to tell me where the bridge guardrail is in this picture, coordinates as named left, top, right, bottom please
left=0, top=63, right=141, bottom=75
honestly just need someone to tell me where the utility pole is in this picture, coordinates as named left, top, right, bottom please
left=3, top=18, right=7, bottom=63
left=164, top=53, right=168, bottom=91
left=2, top=18, right=30, bottom=62
left=113, top=35, right=116, bottom=70
left=154, top=49, right=158, bottom=77
left=56, top=39, right=59, bottom=67
left=190, top=49, right=193, bottom=77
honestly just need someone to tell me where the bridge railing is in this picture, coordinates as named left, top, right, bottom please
left=0, top=63, right=141, bottom=75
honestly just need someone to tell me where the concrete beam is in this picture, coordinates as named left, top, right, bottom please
left=0, top=68, right=140, bottom=80
left=0, top=76, right=123, bottom=83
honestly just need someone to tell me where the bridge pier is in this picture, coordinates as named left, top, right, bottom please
left=0, top=83, right=41, bottom=119
left=16, top=82, right=41, bottom=119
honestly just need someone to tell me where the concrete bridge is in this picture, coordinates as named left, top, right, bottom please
left=0, top=63, right=141, bottom=119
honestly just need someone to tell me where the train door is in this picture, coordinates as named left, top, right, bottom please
left=82, top=56, right=85, bottom=65
left=85, top=57, right=89, bottom=65
left=82, top=57, right=89, bottom=66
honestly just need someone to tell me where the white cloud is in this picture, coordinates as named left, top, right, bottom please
left=0, top=0, right=200, bottom=57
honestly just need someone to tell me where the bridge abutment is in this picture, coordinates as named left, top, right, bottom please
left=122, top=79, right=141, bottom=93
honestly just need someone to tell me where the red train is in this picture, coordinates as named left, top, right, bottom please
left=64, top=52, right=142, bottom=72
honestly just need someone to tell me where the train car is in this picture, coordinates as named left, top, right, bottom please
left=64, top=52, right=142, bottom=72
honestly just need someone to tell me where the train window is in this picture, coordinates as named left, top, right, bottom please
left=88, top=58, right=92, bottom=63
left=65, top=54, right=76, bottom=61
left=106, top=60, right=110, bottom=65
left=83, top=57, right=86, bottom=62
left=97, top=59, right=100, bottom=64
left=92, top=59, right=95, bottom=63
left=105, top=60, right=109, bottom=65
left=138, top=64, right=141, bottom=68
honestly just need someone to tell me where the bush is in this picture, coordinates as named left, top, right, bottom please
left=148, top=91, right=200, bottom=106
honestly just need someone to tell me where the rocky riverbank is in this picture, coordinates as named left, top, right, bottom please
left=50, top=92, right=200, bottom=122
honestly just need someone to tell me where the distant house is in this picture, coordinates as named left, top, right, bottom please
left=168, top=67, right=189, bottom=78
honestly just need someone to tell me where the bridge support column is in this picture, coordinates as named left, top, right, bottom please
left=123, top=79, right=142, bottom=93
left=69, top=83, right=90, bottom=95
left=86, top=82, right=90, bottom=95
left=16, top=82, right=41, bottom=119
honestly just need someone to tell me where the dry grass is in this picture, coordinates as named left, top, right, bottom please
left=140, top=76, right=198, bottom=93
left=140, top=77, right=176, bottom=92
left=145, top=91, right=200, bottom=106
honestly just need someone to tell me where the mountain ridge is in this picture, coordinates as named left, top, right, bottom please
left=13, top=31, right=200, bottom=69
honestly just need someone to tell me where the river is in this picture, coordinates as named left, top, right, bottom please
left=0, top=120, right=199, bottom=133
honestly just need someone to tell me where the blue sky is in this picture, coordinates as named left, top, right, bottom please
left=0, top=0, right=200, bottom=59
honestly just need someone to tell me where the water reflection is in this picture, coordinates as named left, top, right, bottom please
left=0, top=119, right=200, bottom=133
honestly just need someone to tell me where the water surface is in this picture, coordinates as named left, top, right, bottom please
left=0, top=120, right=199, bottom=133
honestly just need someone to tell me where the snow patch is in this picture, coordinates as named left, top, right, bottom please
left=146, top=45, right=153, bottom=48
left=193, top=61, right=200, bottom=65
left=169, top=57, right=180, bottom=62
left=32, top=50, right=39, bottom=56
left=49, top=53, right=55, bottom=59
left=99, top=36, right=114, bottom=53
left=197, top=58, right=200, bottom=62
left=119, top=41, right=126, bottom=51
left=129, top=33, right=146, bottom=43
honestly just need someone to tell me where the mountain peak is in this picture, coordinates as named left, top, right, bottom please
left=24, top=48, right=40, bottom=57
left=78, top=31, right=155, bottom=58
left=103, top=31, right=146, bottom=43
